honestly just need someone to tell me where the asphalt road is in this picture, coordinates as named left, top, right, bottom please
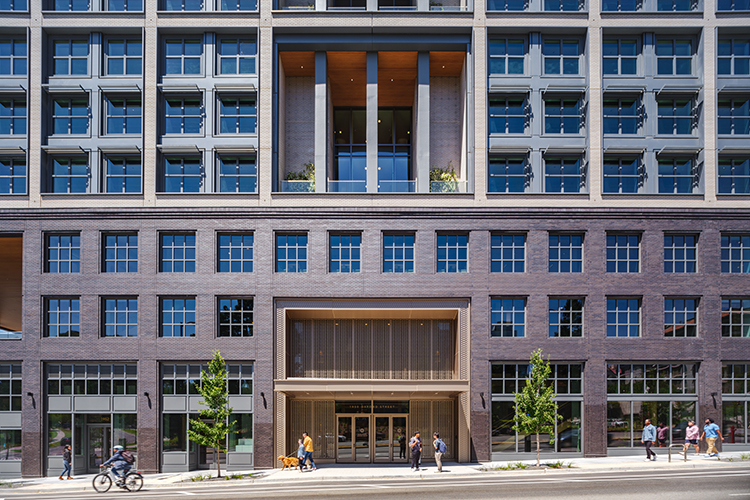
left=2, top=467, right=749, bottom=500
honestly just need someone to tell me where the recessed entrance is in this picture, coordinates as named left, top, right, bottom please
left=335, top=402, right=409, bottom=463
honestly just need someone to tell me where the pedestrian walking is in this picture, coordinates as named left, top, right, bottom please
left=701, top=418, right=724, bottom=458
left=641, top=419, right=657, bottom=461
left=302, top=432, right=316, bottom=471
left=656, top=422, right=668, bottom=447
left=409, top=431, right=422, bottom=471
left=297, top=438, right=305, bottom=471
left=59, top=444, right=73, bottom=480
left=683, top=420, right=700, bottom=455
left=433, top=432, right=446, bottom=473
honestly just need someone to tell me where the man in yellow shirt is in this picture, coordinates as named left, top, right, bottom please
left=302, top=432, right=316, bottom=471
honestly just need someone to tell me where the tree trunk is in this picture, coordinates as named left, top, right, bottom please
left=535, top=432, right=540, bottom=467
left=215, top=442, right=221, bottom=478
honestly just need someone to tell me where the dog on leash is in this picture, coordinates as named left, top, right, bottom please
left=278, top=455, right=300, bottom=471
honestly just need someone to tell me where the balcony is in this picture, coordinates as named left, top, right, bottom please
left=328, top=180, right=367, bottom=192
left=280, top=180, right=315, bottom=192
left=430, top=180, right=469, bottom=193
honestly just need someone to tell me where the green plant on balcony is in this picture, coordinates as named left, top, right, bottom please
left=285, top=162, right=315, bottom=192
left=430, top=162, right=459, bottom=192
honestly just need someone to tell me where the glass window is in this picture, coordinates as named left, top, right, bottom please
left=658, top=98, right=693, bottom=135
left=160, top=298, right=196, bottom=337
left=722, top=401, right=747, bottom=444
left=217, top=298, right=253, bottom=337
left=719, top=157, right=750, bottom=194
left=164, top=0, right=202, bottom=10
left=0, top=97, right=27, bottom=135
left=721, top=234, right=750, bottom=273
left=103, top=298, right=138, bottom=337
left=490, top=298, right=526, bottom=337
left=607, top=363, right=697, bottom=394
left=220, top=0, right=256, bottom=8
left=218, top=96, right=256, bottom=134
left=603, top=39, right=638, bottom=75
left=544, top=98, right=582, bottom=134
left=0, top=363, right=21, bottom=412
left=658, top=157, right=695, bottom=194
left=656, top=39, right=692, bottom=75
left=0, top=0, right=28, bottom=9
left=163, top=156, right=202, bottom=193
left=488, top=156, right=527, bottom=193
left=228, top=414, right=253, bottom=452
left=45, top=298, right=80, bottom=337
left=436, top=233, right=468, bottom=273
left=548, top=298, right=584, bottom=337
left=104, top=156, right=142, bottom=194
left=489, top=97, right=526, bottom=134
left=487, top=0, right=525, bottom=9
left=607, top=400, right=696, bottom=447
left=162, top=414, right=186, bottom=451
left=603, top=97, right=639, bottom=134
left=53, top=0, right=89, bottom=10
left=603, top=156, right=640, bottom=194
left=107, top=0, right=142, bottom=9
left=48, top=414, right=72, bottom=456
left=721, top=300, right=750, bottom=338
left=0, top=156, right=25, bottom=194
left=329, top=233, right=361, bottom=273
left=488, top=39, right=525, bottom=75
left=218, top=233, right=253, bottom=273
left=160, top=233, right=196, bottom=273
left=549, top=234, right=583, bottom=272
left=718, top=97, right=750, bottom=135
left=105, top=39, right=142, bottom=75
left=217, top=156, right=256, bottom=193
left=105, top=97, right=141, bottom=135
left=113, top=414, right=137, bottom=451
left=0, top=430, right=21, bottom=459
left=490, top=233, right=525, bottom=273
left=492, top=363, right=583, bottom=395
left=718, top=38, right=750, bottom=76
left=664, top=234, right=697, bottom=273
left=664, top=298, right=698, bottom=337
left=275, top=233, right=307, bottom=273
left=545, top=157, right=583, bottom=193
left=165, top=96, right=202, bottom=134
left=52, top=98, right=88, bottom=135
left=602, top=0, right=638, bottom=10
left=383, top=233, right=415, bottom=273
left=164, top=39, right=201, bottom=75
left=46, top=234, right=80, bottom=273
left=606, top=298, right=640, bottom=337
left=217, top=38, right=256, bottom=74
left=52, top=39, right=88, bottom=76
left=543, top=39, right=580, bottom=75
left=718, top=0, right=750, bottom=9
left=103, top=233, right=138, bottom=273
left=543, top=0, right=579, bottom=10
left=606, top=234, right=640, bottom=273
left=0, top=38, right=26, bottom=75
left=657, top=0, right=692, bottom=9
left=723, top=363, right=750, bottom=394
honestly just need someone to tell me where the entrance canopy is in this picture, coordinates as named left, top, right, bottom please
left=274, top=378, right=470, bottom=399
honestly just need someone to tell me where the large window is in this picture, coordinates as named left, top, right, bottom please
left=0, top=0, right=28, bottom=9
left=217, top=298, right=254, bottom=337
left=218, top=96, right=256, bottom=134
left=545, top=157, right=583, bottom=193
left=603, top=156, right=640, bottom=194
left=164, top=39, right=201, bottom=75
left=162, top=156, right=202, bottom=193
left=723, top=363, right=750, bottom=395
left=606, top=234, right=640, bottom=273
left=718, top=97, right=750, bottom=135
left=377, top=108, right=412, bottom=193
left=607, top=363, right=697, bottom=395
left=543, top=39, right=580, bottom=75
left=490, top=233, right=525, bottom=273
left=488, top=156, right=527, bottom=193
left=0, top=363, right=21, bottom=412
left=52, top=39, right=88, bottom=76
left=53, top=97, right=88, bottom=135
left=544, top=98, right=582, bottom=134
left=165, top=96, right=202, bottom=134
left=607, top=399, right=696, bottom=447
left=490, top=298, right=526, bottom=337
left=723, top=363, right=750, bottom=445
left=103, top=233, right=138, bottom=273
left=102, top=298, right=138, bottom=337
left=543, top=0, right=580, bottom=10
left=162, top=414, right=187, bottom=452
left=603, top=39, right=638, bottom=75
left=45, top=297, right=81, bottom=337
left=105, top=38, right=142, bottom=75
left=160, top=233, right=196, bottom=273
left=489, top=97, right=526, bottom=134
left=603, top=97, right=638, bottom=135
left=549, top=234, right=583, bottom=272
left=164, top=0, right=202, bottom=11
left=45, top=233, right=80, bottom=273
left=718, top=157, right=750, bottom=194
left=103, top=156, right=141, bottom=193
left=721, top=234, right=750, bottom=273
left=664, top=234, right=697, bottom=273
left=718, top=0, right=750, bottom=9
left=217, top=38, right=256, bottom=74
left=664, top=298, right=698, bottom=337
left=718, top=38, right=750, bottom=76
left=275, top=233, right=307, bottom=273
left=0, top=156, right=25, bottom=194
left=329, top=233, right=361, bottom=273
left=105, top=97, right=141, bottom=135
left=383, top=233, right=414, bottom=273
left=656, top=39, right=692, bottom=75
left=487, top=0, right=525, bottom=9
left=160, top=297, right=196, bottom=337
left=0, top=38, right=26, bottom=75
left=607, top=298, right=641, bottom=337
left=48, top=156, right=89, bottom=193
left=488, top=38, right=525, bottom=75
left=657, top=0, right=692, bottom=10
left=53, top=0, right=89, bottom=10
left=218, top=233, right=253, bottom=273
left=549, top=298, right=584, bottom=337
left=722, top=299, right=750, bottom=338
left=658, top=157, right=695, bottom=194
left=220, top=0, right=256, bottom=9
left=217, top=156, right=256, bottom=193
left=162, top=362, right=252, bottom=395
left=602, top=0, right=638, bottom=10
left=436, top=233, right=468, bottom=273
left=657, top=98, right=693, bottom=135
left=106, top=0, right=143, bottom=10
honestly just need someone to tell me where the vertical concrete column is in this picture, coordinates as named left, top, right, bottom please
left=314, top=52, right=327, bottom=193
left=366, top=52, right=378, bottom=193
left=702, top=27, right=716, bottom=201
left=366, top=0, right=377, bottom=10
left=416, top=52, right=430, bottom=193
left=588, top=26, right=602, bottom=200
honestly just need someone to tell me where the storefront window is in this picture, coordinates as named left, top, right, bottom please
left=228, top=413, right=253, bottom=452
left=558, top=401, right=582, bottom=452
left=162, top=414, right=186, bottom=452
left=607, top=400, right=695, bottom=447
left=114, top=414, right=137, bottom=451
left=74, top=414, right=84, bottom=456
left=723, top=401, right=746, bottom=444
left=0, top=430, right=21, bottom=460
left=48, top=413, right=72, bottom=456
left=607, top=401, right=632, bottom=447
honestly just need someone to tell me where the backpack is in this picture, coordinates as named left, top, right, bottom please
left=436, top=439, right=447, bottom=454
left=121, top=451, right=135, bottom=464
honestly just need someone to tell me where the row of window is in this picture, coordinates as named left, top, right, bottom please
left=0, top=0, right=255, bottom=11
left=39, top=231, right=750, bottom=275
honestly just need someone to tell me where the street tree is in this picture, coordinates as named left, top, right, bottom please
left=513, top=348, right=561, bottom=467
left=188, top=350, right=234, bottom=478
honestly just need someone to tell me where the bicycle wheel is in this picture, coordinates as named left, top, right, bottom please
left=123, top=473, right=143, bottom=492
left=92, top=473, right=112, bottom=493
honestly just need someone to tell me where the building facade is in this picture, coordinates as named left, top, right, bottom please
left=0, top=0, right=749, bottom=479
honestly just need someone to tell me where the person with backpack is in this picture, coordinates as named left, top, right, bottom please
left=433, top=432, right=446, bottom=473
left=101, top=445, right=134, bottom=484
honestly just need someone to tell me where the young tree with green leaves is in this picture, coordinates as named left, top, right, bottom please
left=188, top=350, right=234, bottom=478
left=513, top=348, right=561, bottom=467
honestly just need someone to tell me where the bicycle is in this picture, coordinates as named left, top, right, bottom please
left=92, top=464, right=143, bottom=493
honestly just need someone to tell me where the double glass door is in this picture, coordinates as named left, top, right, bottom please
left=337, top=415, right=408, bottom=463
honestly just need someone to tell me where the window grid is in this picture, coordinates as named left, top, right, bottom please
left=549, top=234, right=583, bottom=272
left=217, top=156, right=256, bottom=193
left=218, top=96, right=256, bottom=134
left=106, top=0, right=143, bottom=10
left=45, top=298, right=80, bottom=337
left=0, top=0, right=28, bottom=10
left=0, top=98, right=26, bottom=135
left=603, top=39, right=638, bottom=75
left=0, top=364, right=22, bottom=412
left=217, top=38, right=256, bottom=74
left=383, top=233, right=415, bottom=273
left=606, top=298, right=641, bottom=337
left=160, top=297, right=196, bottom=337
left=103, top=297, right=138, bottom=337
left=105, top=38, right=142, bottom=75
left=488, top=38, right=524, bottom=75
left=275, top=233, right=308, bottom=273
left=163, top=156, right=202, bottom=193
left=164, top=0, right=203, bottom=11
left=219, top=0, right=256, bottom=9
left=103, top=233, right=138, bottom=273
left=161, top=363, right=252, bottom=395
left=549, top=298, right=584, bottom=337
left=329, top=233, right=361, bottom=273
left=718, top=38, right=750, bottom=76
left=489, top=97, right=526, bottom=134
left=0, top=157, right=26, bottom=194
left=658, top=98, right=693, bottom=135
left=165, top=97, right=201, bottom=134
left=658, top=158, right=695, bottom=194
left=490, top=233, right=525, bottom=273
left=543, top=39, right=579, bottom=75
left=664, top=298, right=698, bottom=337
left=603, top=98, right=638, bottom=135
left=603, top=156, right=640, bottom=194
left=218, top=298, right=254, bottom=337
left=0, top=38, right=27, bottom=75
left=490, top=298, right=526, bottom=337
left=723, top=363, right=750, bottom=394
left=664, top=235, right=697, bottom=273
left=606, top=234, right=640, bottom=273
left=719, top=157, right=750, bottom=194
left=545, top=156, right=582, bottom=193
left=105, top=97, right=141, bottom=135
left=492, top=363, right=583, bottom=395
left=656, top=39, right=692, bottom=75
left=46, top=363, right=137, bottom=396
left=52, top=39, right=88, bottom=76
left=218, top=233, right=254, bottom=273
left=606, top=363, right=697, bottom=394
left=104, top=156, right=141, bottom=194
left=165, top=39, right=201, bottom=75
left=49, top=157, right=88, bottom=194
left=719, top=97, right=750, bottom=135
left=46, top=234, right=80, bottom=273
left=53, top=98, right=88, bottom=135
left=436, top=233, right=468, bottom=273
left=160, top=233, right=196, bottom=273
left=722, top=299, right=750, bottom=338
left=488, top=156, right=527, bottom=193
left=544, top=98, right=582, bottom=134
left=721, top=234, right=750, bottom=273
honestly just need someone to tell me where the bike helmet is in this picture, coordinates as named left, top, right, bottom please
left=113, top=445, right=124, bottom=450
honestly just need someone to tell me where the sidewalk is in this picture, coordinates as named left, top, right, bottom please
left=2, top=452, right=747, bottom=494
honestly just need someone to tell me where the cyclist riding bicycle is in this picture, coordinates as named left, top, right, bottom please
left=100, top=445, right=132, bottom=484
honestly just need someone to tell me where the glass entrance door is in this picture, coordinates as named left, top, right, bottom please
left=338, top=415, right=408, bottom=463
left=87, top=425, right=110, bottom=473
left=392, top=416, right=408, bottom=463
left=374, top=416, right=408, bottom=462
left=337, top=416, right=371, bottom=462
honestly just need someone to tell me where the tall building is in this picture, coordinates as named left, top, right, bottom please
left=0, top=0, right=749, bottom=479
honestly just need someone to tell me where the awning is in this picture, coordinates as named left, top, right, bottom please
left=274, top=379, right=470, bottom=399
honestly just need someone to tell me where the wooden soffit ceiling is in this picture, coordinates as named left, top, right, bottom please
left=328, top=51, right=368, bottom=108
left=378, top=51, right=417, bottom=108
left=280, top=51, right=315, bottom=77
left=430, top=51, right=465, bottom=77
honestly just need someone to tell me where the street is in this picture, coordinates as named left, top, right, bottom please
left=2, top=467, right=749, bottom=500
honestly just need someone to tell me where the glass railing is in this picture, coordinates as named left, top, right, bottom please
left=277, top=0, right=314, bottom=8
left=378, top=180, right=416, bottom=192
left=0, top=329, right=22, bottom=340
left=429, top=0, right=469, bottom=10
left=430, top=180, right=468, bottom=193
left=328, top=180, right=367, bottom=192
left=280, top=180, right=315, bottom=192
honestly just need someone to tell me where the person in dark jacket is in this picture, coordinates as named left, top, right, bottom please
left=409, top=431, right=422, bottom=471
left=101, top=445, right=131, bottom=483
left=59, top=444, right=73, bottom=480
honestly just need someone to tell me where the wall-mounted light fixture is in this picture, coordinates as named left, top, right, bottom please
left=479, top=392, right=486, bottom=409
left=260, top=392, right=267, bottom=409
left=144, top=391, right=152, bottom=409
